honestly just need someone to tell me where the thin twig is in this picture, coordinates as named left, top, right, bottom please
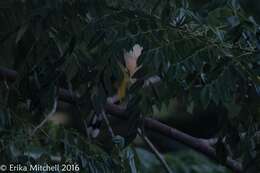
left=101, top=110, right=115, bottom=137
left=137, top=128, right=173, bottom=173
left=30, top=98, right=58, bottom=137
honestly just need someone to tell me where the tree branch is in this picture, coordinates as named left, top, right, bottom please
left=0, top=67, right=243, bottom=173
left=0, top=67, right=18, bottom=82
left=138, top=128, right=173, bottom=173
left=143, top=117, right=242, bottom=173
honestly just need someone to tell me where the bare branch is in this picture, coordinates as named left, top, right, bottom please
left=143, top=117, right=243, bottom=173
left=0, top=67, right=17, bottom=82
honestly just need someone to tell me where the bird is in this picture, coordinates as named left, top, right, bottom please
left=87, top=44, right=143, bottom=139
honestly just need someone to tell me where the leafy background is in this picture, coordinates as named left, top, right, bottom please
left=0, top=0, right=260, bottom=173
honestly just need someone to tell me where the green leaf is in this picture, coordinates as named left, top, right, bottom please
left=200, top=85, right=211, bottom=108
left=15, top=24, right=28, bottom=44
left=224, top=102, right=242, bottom=118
